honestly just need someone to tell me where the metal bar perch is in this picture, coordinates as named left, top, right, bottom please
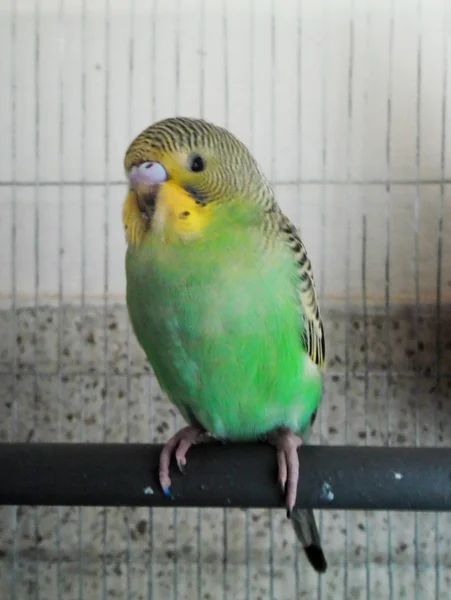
left=0, top=443, right=450, bottom=511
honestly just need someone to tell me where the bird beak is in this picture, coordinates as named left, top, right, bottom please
left=127, top=161, right=168, bottom=217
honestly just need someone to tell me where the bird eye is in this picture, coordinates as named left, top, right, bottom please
left=188, top=154, right=205, bottom=173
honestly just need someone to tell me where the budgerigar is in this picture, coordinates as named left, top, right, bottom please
left=123, top=117, right=327, bottom=573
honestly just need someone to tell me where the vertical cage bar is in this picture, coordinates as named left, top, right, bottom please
left=173, top=418, right=180, bottom=600
left=146, top=364, right=154, bottom=596
left=319, top=1, right=327, bottom=321
left=435, top=2, right=448, bottom=597
left=362, top=2, right=372, bottom=596
left=147, top=369, right=155, bottom=600
left=56, top=0, right=66, bottom=596
left=8, top=0, right=18, bottom=443
left=9, top=0, right=18, bottom=596
left=102, top=0, right=111, bottom=597
left=344, top=1, right=355, bottom=596
left=78, top=0, right=88, bottom=598
left=199, top=0, right=205, bottom=120
left=223, top=0, right=229, bottom=127
left=413, top=2, right=423, bottom=598
left=361, top=209, right=370, bottom=591
left=33, top=0, right=41, bottom=596
left=384, top=1, right=395, bottom=597
left=146, top=368, right=154, bottom=600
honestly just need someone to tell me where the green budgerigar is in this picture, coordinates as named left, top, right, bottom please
left=123, top=117, right=327, bottom=573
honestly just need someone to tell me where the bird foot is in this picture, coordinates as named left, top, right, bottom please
left=159, top=425, right=208, bottom=495
left=267, top=427, right=302, bottom=518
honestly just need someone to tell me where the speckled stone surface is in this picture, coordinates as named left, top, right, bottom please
left=1, top=305, right=451, bottom=599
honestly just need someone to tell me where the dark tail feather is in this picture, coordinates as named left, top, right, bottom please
left=291, top=508, right=327, bottom=573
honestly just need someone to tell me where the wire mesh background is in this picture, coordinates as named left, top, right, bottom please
left=1, top=0, right=451, bottom=598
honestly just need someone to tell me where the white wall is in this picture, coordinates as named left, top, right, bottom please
left=1, top=0, right=451, bottom=308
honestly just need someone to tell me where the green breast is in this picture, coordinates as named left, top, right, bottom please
left=126, top=208, right=321, bottom=440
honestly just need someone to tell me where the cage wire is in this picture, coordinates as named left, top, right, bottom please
left=1, top=0, right=451, bottom=598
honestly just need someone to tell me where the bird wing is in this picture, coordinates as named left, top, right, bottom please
left=277, top=213, right=325, bottom=367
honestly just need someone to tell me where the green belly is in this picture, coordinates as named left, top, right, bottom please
left=126, top=230, right=321, bottom=440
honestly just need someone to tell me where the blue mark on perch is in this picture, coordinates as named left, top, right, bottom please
left=320, top=482, right=335, bottom=502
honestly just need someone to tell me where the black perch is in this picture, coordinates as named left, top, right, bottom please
left=0, top=442, right=451, bottom=511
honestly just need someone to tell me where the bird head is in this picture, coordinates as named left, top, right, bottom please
left=122, top=117, right=273, bottom=246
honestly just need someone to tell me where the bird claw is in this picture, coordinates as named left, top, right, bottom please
left=162, top=486, right=173, bottom=499
left=159, top=425, right=206, bottom=494
left=267, top=427, right=302, bottom=516
left=176, top=457, right=186, bottom=474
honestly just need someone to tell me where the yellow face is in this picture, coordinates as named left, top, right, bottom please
left=123, top=148, right=215, bottom=246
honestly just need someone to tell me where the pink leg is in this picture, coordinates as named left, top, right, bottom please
left=267, top=427, right=303, bottom=517
left=159, top=425, right=208, bottom=495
